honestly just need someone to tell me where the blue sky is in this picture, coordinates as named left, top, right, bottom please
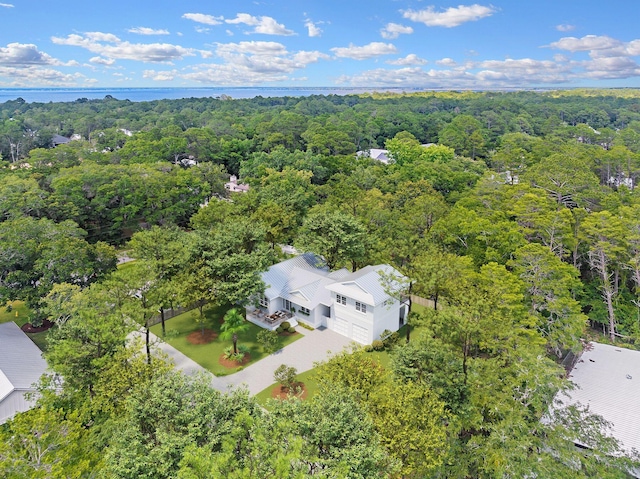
left=1, top=0, right=640, bottom=88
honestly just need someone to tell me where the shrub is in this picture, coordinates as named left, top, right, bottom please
left=281, top=321, right=291, bottom=330
left=257, top=329, right=279, bottom=353
left=297, top=322, right=314, bottom=331
left=5, top=304, right=12, bottom=313
left=364, top=344, right=374, bottom=352
left=29, top=313, right=44, bottom=328
left=274, top=364, right=298, bottom=390
left=276, top=326, right=284, bottom=333
left=223, top=346, right=246, bottom=363
left=372, top=339, right=384, bottom=351
left=380, top=329, right=400, bottom=349
left=287, top=326, right=296, bottom=333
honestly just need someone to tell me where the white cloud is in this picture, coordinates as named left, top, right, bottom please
left=549, top=35, right=622, bottom=52
left=0, top=66, right=84, bottom=86
left=84, top=32, right=121, bottom=43
left=381, top=23, right=413, bottom=39
left=626, top=40, right=640, bottom=56
left=0, top=42, right=62, bottom=66
left=183, top=64, right=288, bottom=85
left=89, top=56, right=115, bottom=66
left=305, top=19, right=322, bottom=38
left=174, top=39, right=328, bottom=85
left=292, top=50, right=330, bottom=64
left=402, top=4, right=496, bottom=28
left=143, top=69, right=178, bottom=81
left=182, top=13, right=223, bottom=26
left=583, top=56, right=640, bottom=79
left=386, top=54, right=427, bottom=65
left=436, top=57, right=457, bottom=66
left=225, top=13, right=295, bottom=35
left=51, top=33, right=195, bottom=63
left=331, top=42, right=397, bottom=60
left=0, top=3, right=14, bottom=7
left=338, top=54, right=581, bottom=89
left=476, top=58, right=573, bottom=83
left=337, top=66, right=476, bottom=87
left=128, top=27, right=170, bottom=35
left=556, top=24, right=575, bottom=32
left=216, top=41, right=288, bottom=56
left=195, top=27, right=210, bottom=34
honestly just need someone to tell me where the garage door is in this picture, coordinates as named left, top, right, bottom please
left=333, top=317, right=349, bottom=337
left=352, top=324, right=369, bottom=344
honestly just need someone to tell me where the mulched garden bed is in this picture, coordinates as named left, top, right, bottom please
left=271, top=382, right=308, bottom=400
left=21, top=320, right=53, bottom=333
left=186, top=329, right=218, bottom=345
left=218, top=353, right=251, bottom=368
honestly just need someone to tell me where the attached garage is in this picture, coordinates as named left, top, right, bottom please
left=333, top=317, right=349, bottom=337
left=351, top=324, right=370, bottom=344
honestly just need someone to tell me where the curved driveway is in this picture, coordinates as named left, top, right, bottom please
left=152, top=327, right=354, bottom=395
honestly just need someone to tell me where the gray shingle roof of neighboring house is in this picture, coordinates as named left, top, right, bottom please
left=52, top=134, right=71, bottom=146
left=560, top=342, right=640, bottom=454
left=0, top=322, right=48, bottom=423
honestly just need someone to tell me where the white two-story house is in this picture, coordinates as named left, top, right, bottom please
left=246, top=253, right=408, bottom=344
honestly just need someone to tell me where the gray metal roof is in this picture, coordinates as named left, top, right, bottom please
left=262, top=257, right=403, bottom=309
left=0, top=322, right=48, bottom=401
left=262, top=253, right=331, bottom=308
left=326, top=264, right=404, bottom=306
left=561, top=342, right=640, bottom=453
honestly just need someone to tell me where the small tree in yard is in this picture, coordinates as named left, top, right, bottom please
left=274, top=364, right=298, bottom=391
left=220, top=308, right=250, bottom=355
left=257, top=329, right=279, bottom=353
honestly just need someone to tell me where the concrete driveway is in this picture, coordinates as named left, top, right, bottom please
left=152, top=327, right=355, bottom=395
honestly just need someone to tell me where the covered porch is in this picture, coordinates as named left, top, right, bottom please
left=246, top=307, right=296, bottom=331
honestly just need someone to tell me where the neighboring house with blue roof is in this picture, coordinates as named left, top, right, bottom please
left=247, top=253, right=408, bottom=344
left=0, top=322, right=48, bottom=424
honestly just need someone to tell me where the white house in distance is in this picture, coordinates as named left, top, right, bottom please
left=0, top=322, right=48, bottom=424
left=246, top=253, right=408, bottom=344
left=356, top=148, right=391, bottom=164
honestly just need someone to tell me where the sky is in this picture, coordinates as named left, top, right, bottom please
left=1, top=0, right=640, bottom=89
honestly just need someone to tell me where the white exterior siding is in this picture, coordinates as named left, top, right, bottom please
left=371, top=299, right=403, bottom=341
left=251, top=257, right=405, bottom=344
left=331, top=294, right=402, bottom=344
left=0, top=390, right=36, bottom=425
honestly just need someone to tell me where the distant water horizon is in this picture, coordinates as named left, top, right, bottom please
left=0, top=86, right=418, bottom=104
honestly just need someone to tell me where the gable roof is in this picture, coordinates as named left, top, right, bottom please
left=561, top=342, right=640, bottom=453
left=0, top=322, right=48, bottom=402
left=261, top=256, right=405, bottom=310
left=325, top=264, right=404, bottom=306
left=52, top=134, right=70, bottom=146
left=262, top=253, right=332, bottom=308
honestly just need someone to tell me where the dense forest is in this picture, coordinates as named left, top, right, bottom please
left=1, top=89, right=640, bottom=477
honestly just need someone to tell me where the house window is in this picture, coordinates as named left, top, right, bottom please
left=355, top=302, right=367, bottom=314
left=259, top=296, right=268, bottom=308
left=300, top=306, right=311, bottom=316
left=336, top=294, right=347, bottom=305
left=283, top=299, right=292, bottom=311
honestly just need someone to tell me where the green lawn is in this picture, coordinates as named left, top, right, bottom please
left=254, top=324, right=408, bottom=406
left=150, top=305, right=303, bottom=376
left=0, top=300, right=48, bottom=351
left=116, top=260, right=137, bottom=272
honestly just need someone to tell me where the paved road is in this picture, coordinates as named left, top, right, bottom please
left=150, top=327, right=354, bottom=395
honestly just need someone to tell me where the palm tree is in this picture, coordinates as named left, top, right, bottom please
left=220, top=308, right=250, bottom=355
